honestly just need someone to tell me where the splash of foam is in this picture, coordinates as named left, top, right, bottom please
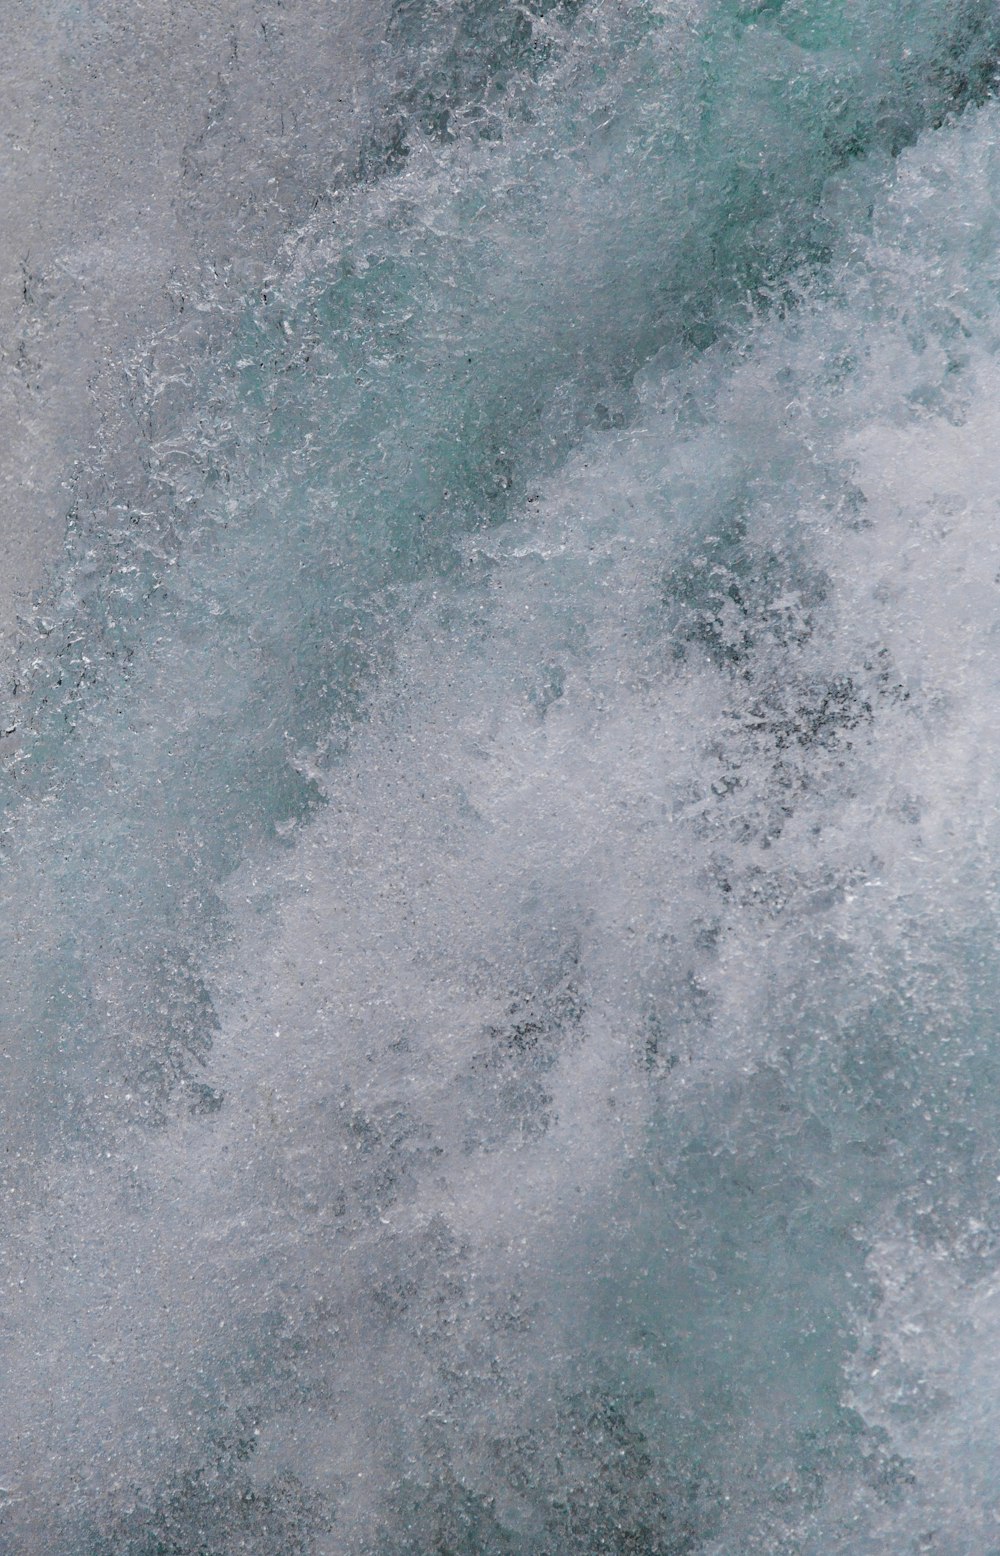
left=5, top=3, right=1000, bottom=1551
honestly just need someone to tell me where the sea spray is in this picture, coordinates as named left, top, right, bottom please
left=4, top=2, right=1000, bottom=1551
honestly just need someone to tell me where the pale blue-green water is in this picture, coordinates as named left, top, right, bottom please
left=5, top=2, right=1000, bottom=1551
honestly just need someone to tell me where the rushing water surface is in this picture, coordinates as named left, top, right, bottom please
left=6, top=2, right=1000, bottom=1551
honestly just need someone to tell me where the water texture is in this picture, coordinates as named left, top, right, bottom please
left=5, top=1, right=1000, bottom=1551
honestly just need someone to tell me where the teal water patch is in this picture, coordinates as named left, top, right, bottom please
left=361, top=0, right=589, bottom=161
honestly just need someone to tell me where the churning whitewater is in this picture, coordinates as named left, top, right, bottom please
left=5, top=1, right=1000, bottom=1551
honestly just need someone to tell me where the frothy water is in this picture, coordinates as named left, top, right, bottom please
left=5, top=2, right=1000, bottom=1551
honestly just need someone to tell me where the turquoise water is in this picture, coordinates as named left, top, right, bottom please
left=5, top=2, right=1000, bottom=1550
